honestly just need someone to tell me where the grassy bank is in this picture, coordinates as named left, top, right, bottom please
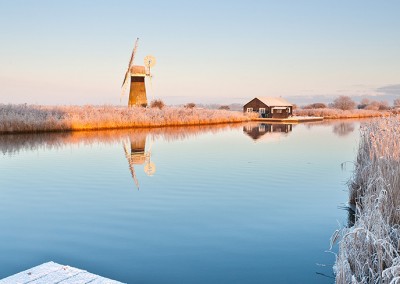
left=334, top=117, right=400, bottom=283
left=294, top=108, right=391, bottom=119
left=0, top=104, right=255, bottom=134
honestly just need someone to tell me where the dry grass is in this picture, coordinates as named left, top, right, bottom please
left=294, top=108, right=391, bottom=119
left=334, top=116, right=400, bottom=283
left=0, top=104, right=256, bottom=134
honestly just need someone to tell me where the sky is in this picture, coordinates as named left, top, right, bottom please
left=0, top=0, right=399, bottom=105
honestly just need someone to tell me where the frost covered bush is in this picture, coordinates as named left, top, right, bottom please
left=150, top=100, right=165, bottom=109
left=184, top=102, right=196, bottom=109
left=0, top=104, right=253, bottom=133
left=332, top=96, right=356, bottom=110
left=335, top=117, right=400, bottom=283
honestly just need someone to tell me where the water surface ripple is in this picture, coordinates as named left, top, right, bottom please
left=0, top=121, right=366, bottom=283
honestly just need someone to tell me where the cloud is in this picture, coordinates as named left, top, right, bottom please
left=376, top=84, right=400, bottom=95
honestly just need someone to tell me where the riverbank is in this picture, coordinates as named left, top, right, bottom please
left=1, top=104, right=395, bottom=134
left=334, top=117, right=400, bottom=283
left=0, top=104, right=255, bottom=134
left=294, top=108, right=392, bottom=119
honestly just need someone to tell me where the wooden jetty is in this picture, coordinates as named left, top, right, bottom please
left=0, top=261, right=124, bottom=284
left=252, top=116, right=324, bottom=123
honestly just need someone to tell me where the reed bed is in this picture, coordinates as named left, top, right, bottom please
left=334, top=116, right=400, bottom=283
left=294, top=108, right=390, bottom=119
left=0, top=104, right=255, bottom=134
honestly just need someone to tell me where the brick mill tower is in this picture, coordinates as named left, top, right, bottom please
left=129, top=65, right=147, bottom=107
left=121, top=38, right=156, bottom=107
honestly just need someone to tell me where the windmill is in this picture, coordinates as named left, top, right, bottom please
left=121, top=38, right=156, bottom=107
left=123, top=134, right=156, bottom=190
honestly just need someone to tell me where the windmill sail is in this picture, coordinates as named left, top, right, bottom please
left=121, top=38, right=139, bottom=98
left=123, top=141, right=140, bottom=190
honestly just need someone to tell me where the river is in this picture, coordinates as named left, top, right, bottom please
left=0, top=120, right=365, bottom=283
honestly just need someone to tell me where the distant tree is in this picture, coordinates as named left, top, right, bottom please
left=394, top=98, right=400, bottom=108
left=150, top=99, right=165, bottom=109
left=364, top=101, right=379, bottom=110
left=364, top=101, right=380, bottom=111
left=358, top=98, right=371, bottom=109
left=292, top=104, right=298, bottom=110
left=378, top=101, right=389, bottom=110
left=332, top=96, right=356, bottom=110
left=303, top=103, right=327, bottom=109
left=185, top=103, right=196, bottom=109
left=364, top=100, right=389, bottom=111
left=218, top=105, right=230, bottom=110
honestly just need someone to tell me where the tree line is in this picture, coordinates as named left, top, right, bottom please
left=301, top=96, right=400, bottom=111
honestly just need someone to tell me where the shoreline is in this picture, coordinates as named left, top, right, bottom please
left=0, top=104, right=393, bottom=135
left=334, top=117, right=400, bottom=283
left=0, top=104, right=254, bottom=135
left=252, top=116, right=323, bottom=123
left=0, top=120, right=248, bottom=135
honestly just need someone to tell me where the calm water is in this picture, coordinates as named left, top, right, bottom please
left=0, top=121, right=363, bottom=283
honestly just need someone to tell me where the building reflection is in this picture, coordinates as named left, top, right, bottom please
left=243, top=123, right=293, bottom=141
left=123, top=133, right=156, bottom=190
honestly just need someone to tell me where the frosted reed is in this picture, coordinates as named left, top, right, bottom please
left=0, top=104, right=256, bottom=133
left=334, top=117, right=400, bottom=283
left=294, top=108, right=390, bottom=119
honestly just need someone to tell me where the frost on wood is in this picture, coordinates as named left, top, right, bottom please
left=0, top=261, right=124, bottom=283
left=335, top=117, right=400, bottom=283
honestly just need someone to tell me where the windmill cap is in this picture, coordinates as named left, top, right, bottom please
left=130, top=65, right=146, bottom=76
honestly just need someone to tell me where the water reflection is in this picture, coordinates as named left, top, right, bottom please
left=243, top=123, right=293, bottom=141
left=0, top=125, right=239, bottom=190
left=0, top=124, right=240, bottom=155
left=303, top=120, right=365, bottom=137
left=0, top=120, right=364, bottom=283
left=123, top=134, right=156, bottom=190
left=332, top=122, right=355, bottom=137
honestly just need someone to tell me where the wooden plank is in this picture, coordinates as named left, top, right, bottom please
left=0, top=261, right=62, bottom=284
left=30, top=266, right=82, bottom=284
left=253, top=116, right=324, bottom=123
left=0, top=262, right=125, bottom=284
left=86, top=277, right=125, bottom=284
left=53, top=271, right=97, bottom=284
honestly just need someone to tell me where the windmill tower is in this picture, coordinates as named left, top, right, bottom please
left=121, top=38, right=156, bottom=107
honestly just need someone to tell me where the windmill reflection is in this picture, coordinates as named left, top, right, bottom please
left=123, top=134, right=156, bottom=190
left=243, top=123, right=293, bottom=141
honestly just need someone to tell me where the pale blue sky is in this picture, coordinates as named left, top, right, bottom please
left=0, top=0, right=399, bottom=105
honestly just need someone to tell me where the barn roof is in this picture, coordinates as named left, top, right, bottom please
left=256, top=97, right=293, bottom=107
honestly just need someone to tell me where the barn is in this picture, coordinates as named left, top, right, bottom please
left=243, top=97, right=293, bottom=118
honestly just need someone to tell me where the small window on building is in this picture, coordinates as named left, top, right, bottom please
left=259, top=108, right=266, bottom=114
left=246, top=108, right=253, bottom=113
